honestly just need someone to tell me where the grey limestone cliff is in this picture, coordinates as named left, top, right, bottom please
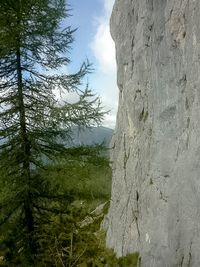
left=105, top=0, right=200, bottom=266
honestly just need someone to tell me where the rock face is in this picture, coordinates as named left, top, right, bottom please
left=106, top=0, right=200, bottom=266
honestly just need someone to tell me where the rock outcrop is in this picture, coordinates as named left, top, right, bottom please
left=106, top=0, right=200, bottom=266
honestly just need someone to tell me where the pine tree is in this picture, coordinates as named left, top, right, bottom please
left=0, top=0, right=105, bottom=264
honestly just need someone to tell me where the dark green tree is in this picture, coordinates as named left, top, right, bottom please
left=0, top=0, right=105, bottom=264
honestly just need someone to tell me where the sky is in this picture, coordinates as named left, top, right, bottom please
left=67, top=0, right=118, bottom=129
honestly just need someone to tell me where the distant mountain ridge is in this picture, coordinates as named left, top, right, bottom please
left=68, top=126, right=113, bottom=147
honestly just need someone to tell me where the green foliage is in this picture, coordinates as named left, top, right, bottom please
left=37, top=152, right=112, bottom=265
left=0, top=0, right=106, bottom=264
left=43, top=145, right=111, bottom=207
left=0, top=147, right=109, bottom=264
left=0, top=154, right=140, bottom=266
left=118, top=253, right=139, bottom=267
left=34, top=189, right=139, bottom=267
left=34, top=203, right=139, bottom=267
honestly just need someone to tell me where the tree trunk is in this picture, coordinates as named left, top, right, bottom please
left=16, top=18, right=35, bottom=264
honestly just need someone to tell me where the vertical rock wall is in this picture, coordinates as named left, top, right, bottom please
left=106, top=0, right=200, bottom=266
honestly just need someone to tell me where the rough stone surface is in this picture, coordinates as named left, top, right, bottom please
left=105, top=0, right=200, bottom=266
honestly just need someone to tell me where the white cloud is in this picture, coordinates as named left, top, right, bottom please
left=91, top=0, right=118, bottom=129
left=91, top=0, right=115, bottom=74
left=92, top=20, right=115, bottom=74
left=103, top=113, right=117, bottom=129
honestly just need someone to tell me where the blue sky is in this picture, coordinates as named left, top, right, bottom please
left=67, top=0, right=102, bottom=68
left=66, top=0, right=117, bottom=129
